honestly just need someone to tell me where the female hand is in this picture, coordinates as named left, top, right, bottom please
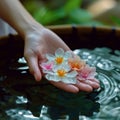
left=24, top=27, right=100, bottom=93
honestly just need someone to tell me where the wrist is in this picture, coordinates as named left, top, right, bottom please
left=20, top=21, right=44, bottom=39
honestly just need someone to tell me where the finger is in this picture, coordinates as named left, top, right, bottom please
left=82, top=80, right=100, bottom=89
left=75, top=80, right=93, bottom=92
left=78, top=78, right=100, bottom=84
left=89, top=78, right=100, bottom=84
left=50, top=81, right=79, bottom=93
left=25, top=54, right=42, bottom=81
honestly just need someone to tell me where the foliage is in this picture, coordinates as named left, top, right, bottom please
left=23, top=0, right=102, bottom=26
left=110, top=16, right=120, bottom=26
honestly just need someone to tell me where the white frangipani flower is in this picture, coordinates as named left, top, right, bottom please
left=46, top=48, right=72, bottom=65
left=45, top=64, right=78, bottom=84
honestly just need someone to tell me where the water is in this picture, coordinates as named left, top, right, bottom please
left=0, top=47, right=120, bottom=120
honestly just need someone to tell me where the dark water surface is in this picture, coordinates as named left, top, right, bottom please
left=0, top=47, right=120, bottom=120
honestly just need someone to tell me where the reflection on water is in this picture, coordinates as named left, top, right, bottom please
left=0, top=47, right=120, bottom=120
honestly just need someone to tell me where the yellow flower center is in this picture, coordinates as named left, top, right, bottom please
left=69, top=62, right=80, bottom=70
left=55, top=57, right=63, bottom=64
left=57, top=69, right=66, bottom=77
left=72, top=62, right=80, bottom=69
left=69, top=60, right=85, bottom=71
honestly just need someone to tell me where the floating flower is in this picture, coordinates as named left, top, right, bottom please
left=45, top=64, right=78, bottom=84
left=68, top=55, right=86, bottom=71
left=77, top=65, right=97, bottom=81
left=46, top=48, right=72, bottom=65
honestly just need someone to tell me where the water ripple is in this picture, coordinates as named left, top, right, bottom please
left=97, top=73, right=118, bottom=104
left=1, top=47, right=120, bottom=120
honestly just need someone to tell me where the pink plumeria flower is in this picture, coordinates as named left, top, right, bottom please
left=46, top=48, right=72, bottom=65
left=77, top=65, right=97, bottom=81
left=40, top=62, right=54, bottom=72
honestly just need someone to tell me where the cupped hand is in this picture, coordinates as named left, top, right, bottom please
left=24, top=27, right=100, bottom=93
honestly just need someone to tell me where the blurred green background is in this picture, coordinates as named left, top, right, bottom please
left=21, top=0, right=120, bottom=26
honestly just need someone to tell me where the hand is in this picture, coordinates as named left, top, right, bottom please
left=24, top=27, right=100, bottom=93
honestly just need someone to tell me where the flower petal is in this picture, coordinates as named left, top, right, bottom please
left=40, top=62, right=54, bottom=71
left=55, top=48, right=64, bottom=57
left=62, top=77, right=77, bottom=84
left=64, top=51, right=72, bottom=59
left=52, top=65, right=60, bottom=72
left=43, top=70, right=54, bottom=75
left=53, top=64, right=71, bottom=72
left=67, top=71, right=78, bottom=77
left=46, top=54, right=55, bottom=61
left=45, top=74, right=60, bottom=81
left=63, top=64, right=71, bottom=71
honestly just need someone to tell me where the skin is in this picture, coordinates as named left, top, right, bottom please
left=0, top=0, right=100, bottom=93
